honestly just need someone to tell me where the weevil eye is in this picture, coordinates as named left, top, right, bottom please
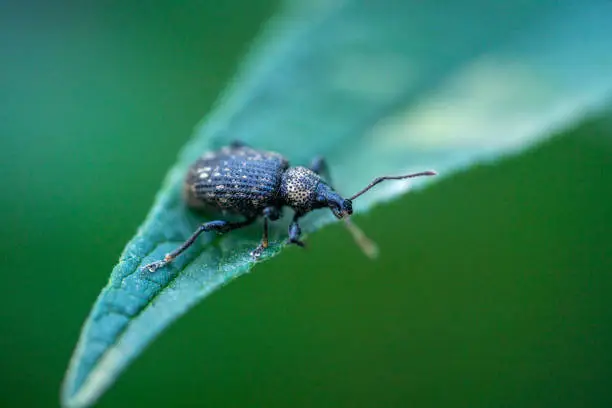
left=329, top=199, right=352, bottom=219
left=342, top=199, right=353, bottom=216
left=331, top=199, right=352, bottom=219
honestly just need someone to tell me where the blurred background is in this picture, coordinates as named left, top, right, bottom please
left=1, top=1, right=611, bottom=407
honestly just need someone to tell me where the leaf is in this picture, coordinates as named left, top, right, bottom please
left=61, top=1, right=612, bottom=407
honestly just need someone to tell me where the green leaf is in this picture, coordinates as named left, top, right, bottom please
left=62, top=1, right=612, bottom=407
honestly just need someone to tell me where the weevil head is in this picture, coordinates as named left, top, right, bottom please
left=280, top=166, right=353, bottom=219
left=320, top=188, right=353, bottom=219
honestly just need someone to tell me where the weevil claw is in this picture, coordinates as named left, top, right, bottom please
left=286, top=238, right=306, bottom=248
left=250, top=246, right=266, bottom=259
left=141, top=260, right=167, bottom=273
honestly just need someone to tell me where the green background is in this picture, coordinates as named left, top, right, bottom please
left=1, top=1, right=611, bottom=407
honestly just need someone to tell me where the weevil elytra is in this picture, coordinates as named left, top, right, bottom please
left=142, top=141, right=436, bottom=272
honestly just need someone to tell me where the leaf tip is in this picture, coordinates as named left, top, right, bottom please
left=61, top=344, right=126, bottom=408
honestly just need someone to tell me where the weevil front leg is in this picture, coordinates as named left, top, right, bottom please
left=143, top=218, right=255, bottom=272
left=230, top=140, right=249, bottom=148
left=309, top=155, right=332, bottom=183
left=251, top=206, right=281, bottom=259
left=287, top=214, right=306, bottom=248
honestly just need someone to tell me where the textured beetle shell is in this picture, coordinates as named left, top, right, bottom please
left=185, top=146, right=289, bottom=217
left=280, top=166, right=322, bottom=214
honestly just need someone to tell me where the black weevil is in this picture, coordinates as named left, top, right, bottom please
left=143, top=141, right=436, bottom=272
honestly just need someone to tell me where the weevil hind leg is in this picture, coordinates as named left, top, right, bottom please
left=143, top=217, right=255, bottom=272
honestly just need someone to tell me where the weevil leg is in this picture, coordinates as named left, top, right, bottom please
left=250, top=206, right=281, bottom=259
left=250, top=218, right=269, bottom=259
left=142, top=218, right=255, bottom=272
left=287, top=214, right=306, bottom=248
left=309, top=156, right=332, bottom=184
left=230, top=140, right=249, bottom=148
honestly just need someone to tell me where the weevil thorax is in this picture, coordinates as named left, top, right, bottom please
left=280, top=166, right=353, bottom=218
left=280, top=166, right=321, bottom=214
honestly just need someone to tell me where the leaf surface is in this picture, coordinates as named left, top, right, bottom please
left=62, top=1, right=612, bottom=407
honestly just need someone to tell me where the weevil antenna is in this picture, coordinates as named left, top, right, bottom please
left=349, top=170, right=437, bottom=201
left=343, top=217, right=379, bottom=259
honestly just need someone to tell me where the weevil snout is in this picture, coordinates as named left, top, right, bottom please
left=330, top=198, right=353, bottom=219
left=314, top=183, right=353, bottom=219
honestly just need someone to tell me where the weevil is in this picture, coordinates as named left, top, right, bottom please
left=142, top=141, right=436, bottom=272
